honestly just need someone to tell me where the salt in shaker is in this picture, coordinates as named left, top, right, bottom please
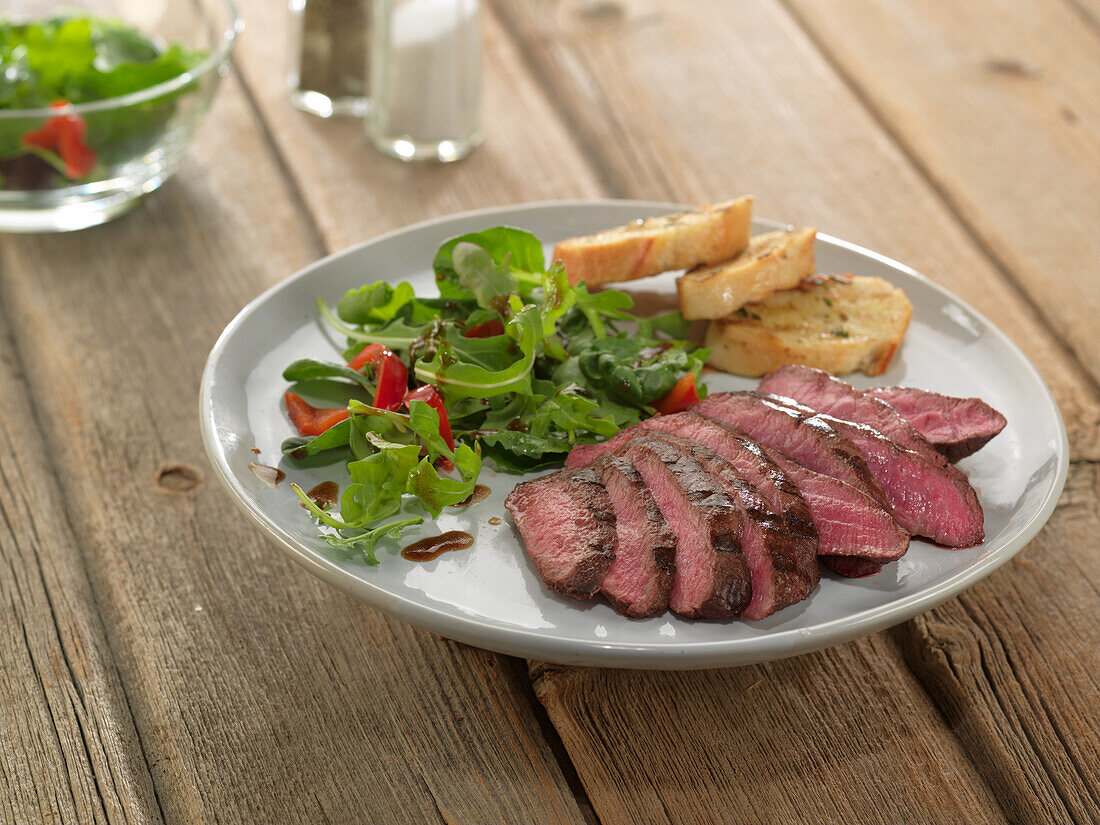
left=366, top=0, right=482, bottom=162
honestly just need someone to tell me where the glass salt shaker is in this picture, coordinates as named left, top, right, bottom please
left=366, top=0, right=482, bottom=162
left=287, top=0, right=371, bottom=118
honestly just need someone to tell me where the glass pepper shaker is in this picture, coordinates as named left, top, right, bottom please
left=287, top=0, right=371, bottom=118
left=366, top=0, right=483, bottom=162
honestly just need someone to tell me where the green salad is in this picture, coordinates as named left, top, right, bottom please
left=280, top=226, right=709, bottom=562
left=0, top=16, right=206, bottom=187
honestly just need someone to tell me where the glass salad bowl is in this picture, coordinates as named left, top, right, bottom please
left=0, top=0, right=242, bottom=232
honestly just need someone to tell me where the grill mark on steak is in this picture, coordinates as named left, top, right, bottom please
left=759, top=365, right=964, bottom=477
left=504, top=466, right=616, bottom=599
left=648, top=432, right=819, bottom=620
left=868, top=386, right=1007, bottom=462
left=595, top=455, right=676, bottom=617
left=692, top=392, right=888, bottom=507
left=616, top=435, right=750, bottom=619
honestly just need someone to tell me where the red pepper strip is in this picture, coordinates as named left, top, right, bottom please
left=404, top=385, right=454, bottom=451
left=653, top=373, right=701, bottom=415
left=347, top=343, right=409, bottom=411
left=285, top=391, right=350, bottom=436
left=464, top=319, right=505, bottom=338
left=21, top=101, right=96, bottom=179
left=347, top=343, right=385, bottom=372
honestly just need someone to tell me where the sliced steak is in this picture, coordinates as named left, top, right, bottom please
left=594, top=455, right=675, bottom=617
left=802, top=409, right=984, bottom=547
left=759, top=365, right=960, bottom=474
left=692, top=392, right=887, bottom=506
left=650, top=432, right=819, bottom=619
left=616, top=435, right=750, bottom=618
left=566, top=411, right=816, bottom=540
left=762, top=447, right=910, bottom=575
left=821, top=556, right=887, bottom=578
left=504, top=466, right=616, bottom=599
left=868, top=386, right=1007, bottom=462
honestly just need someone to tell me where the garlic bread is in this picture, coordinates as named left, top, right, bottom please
left=704, top=274, right=912, bottom=377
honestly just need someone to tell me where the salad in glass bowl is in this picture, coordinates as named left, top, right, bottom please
left=0, top=0, right=242, bottom=232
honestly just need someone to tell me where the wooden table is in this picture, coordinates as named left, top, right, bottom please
left=4, top=1, right=1099, bottom=822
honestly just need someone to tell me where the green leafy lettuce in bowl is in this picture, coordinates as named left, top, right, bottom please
left=0, top=1, right=242, bottom=232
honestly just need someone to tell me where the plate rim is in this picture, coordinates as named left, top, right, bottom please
left=200, top=198, right=1069, bottom=669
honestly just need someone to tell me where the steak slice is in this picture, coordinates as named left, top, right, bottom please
left=868, top=386, right=1007, bottom=462
left=693, top=392, right=887, bottom=506
left=650, top=432, right=819, bottom=619
left=803, top=409, right=984, bottom=547
left=616, top=436, right=750, bottom=618
left=761, top=447, right=910, bottom=576
left=759, top=365, right=960, bottom=474
left=504, top=466, right=616, bottom=599
left=594, top=455, right=675, bottom=617
left=821, top=556, right=888, bottom=578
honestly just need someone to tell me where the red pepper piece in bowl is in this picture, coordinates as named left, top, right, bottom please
left=285, top=391, right=349, bottom=436
left=347, top=343, right=409, bottom=411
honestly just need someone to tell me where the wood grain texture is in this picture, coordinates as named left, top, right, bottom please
left=491, top=0, right=1100, bottom=821
left=0, top=318, right=161, bottom=825
left=895, top=468, right=1100, bottom=823
left=533, top=635, right=1009, bottom=825
left=782, top=0, right=1100, bottom=392
left=232, top=0, right=603, bottom=253
left=0, top=71, right=586, bottom=824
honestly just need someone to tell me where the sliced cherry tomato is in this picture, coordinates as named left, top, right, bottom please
left=653, top=373, right=701, bottom=415
left=347, top=343, right=408, bottom=411
left=464, top=319, right=505, bottom=338
left=284, top=391, right=350, bottom=436
left=403, top=384, right=454, bottom=451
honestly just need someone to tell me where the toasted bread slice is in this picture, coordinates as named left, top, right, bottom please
left=677, top=226, right=816, bottom=319
left=553, top=197, right=753, bottom=287
left=704, top=275, right=913, bottom=377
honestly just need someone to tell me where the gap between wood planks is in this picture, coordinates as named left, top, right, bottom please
left=776, top=0, right=1100, bottom=433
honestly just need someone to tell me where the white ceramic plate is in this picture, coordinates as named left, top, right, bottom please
left=200, top=201, right=1068, bottom=670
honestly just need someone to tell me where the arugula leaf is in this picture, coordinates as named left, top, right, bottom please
left=283, top=358, right=374, bottom=394
left=452, top=242, right=518, bottom=309
left=336, top=281, right=416, bottom=325
left=433, top=226, right=545, bottom=292
left=281, top=418, right=352, bottom=458
left=415, top=305, right=543, bottom=399
left=317, top=297, right=426, bottom=350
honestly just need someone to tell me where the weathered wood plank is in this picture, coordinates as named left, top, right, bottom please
left=0, top=68, right=586, bottom=823
left=491, top=0, right=1100, bottom=821
left=232, top=0, right=603, bottom=253
left=895, top=468, right=1100, bottom=823
left=534, top=634, right=1009, bottom=825
left=0, top=311, right=162, bottom=823
left=782, top=0, right=1100, bottom=397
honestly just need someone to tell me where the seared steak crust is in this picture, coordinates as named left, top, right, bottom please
left=651, top=432, right=819, bottom=619
left=617, top=436, right=750, bottom=619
